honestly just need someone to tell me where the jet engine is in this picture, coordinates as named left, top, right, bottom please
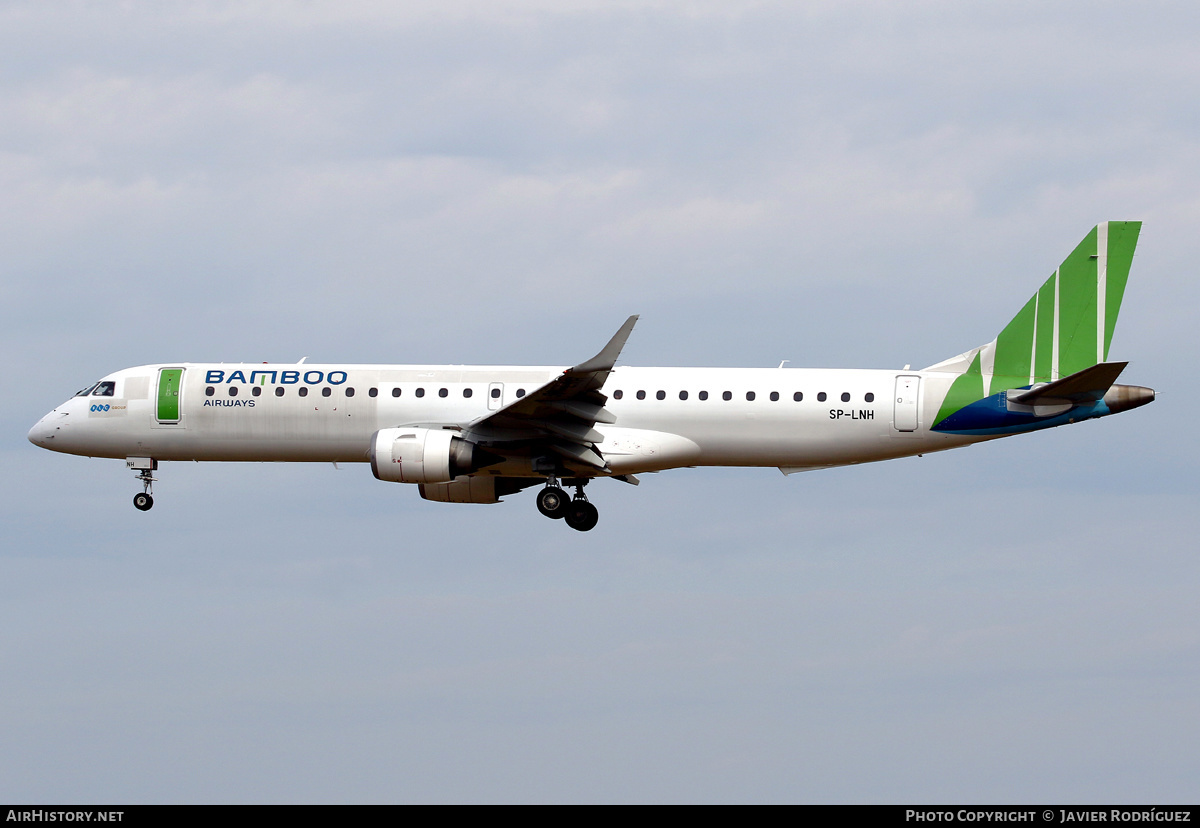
left=370, top=427, right=488, bottom=484
left=419, top=477, right=500, bottom=503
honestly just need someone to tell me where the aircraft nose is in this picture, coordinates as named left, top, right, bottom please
left=28, top=417, right=48, bottom=446
left=28, top=412, right=60, bottom=447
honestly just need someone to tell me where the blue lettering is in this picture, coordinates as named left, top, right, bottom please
left=206, top=370, right=225, bottom=383
left=327, top=370, right=347, bottom=385
left=227, top=370, right=247, bottom=383
left=280, top=371, right=300, bottom=384
left=250, top=370, right=277, bottom=385
left=303, top=370, right=324, bottom=384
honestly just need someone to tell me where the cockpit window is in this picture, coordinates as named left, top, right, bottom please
left=75, top=384, right=97, bottom=397
left=92, top=381, right=115, bottom=397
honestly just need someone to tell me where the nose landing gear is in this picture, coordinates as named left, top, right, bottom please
left=126, top=457, right=157, bottom=511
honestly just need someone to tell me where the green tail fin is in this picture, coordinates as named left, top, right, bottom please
left=931, top=221, right=1141, bottom=426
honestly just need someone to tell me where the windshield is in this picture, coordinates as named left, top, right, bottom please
left=74, top=383, right=97, bottom=397
left=92, top=381, right=115, bottom=397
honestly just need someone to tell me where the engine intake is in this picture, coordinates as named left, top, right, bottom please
left=370, top=427, right=485, bottom=484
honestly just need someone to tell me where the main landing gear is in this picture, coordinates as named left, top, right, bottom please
left=126, top=457, right=157, bottom=511
left=537, top=477, right=599, bottom=532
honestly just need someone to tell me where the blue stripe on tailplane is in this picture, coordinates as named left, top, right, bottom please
left=931, top=389, right=1110, bottom=437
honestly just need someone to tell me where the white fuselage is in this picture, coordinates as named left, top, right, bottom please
left=29, top=362, right=979, bottom=476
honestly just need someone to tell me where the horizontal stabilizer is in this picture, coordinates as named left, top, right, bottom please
left=1009, top=361, right=1127, bottom=405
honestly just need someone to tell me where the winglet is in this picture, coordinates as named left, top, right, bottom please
left=570, top=315, right=639, bottom=375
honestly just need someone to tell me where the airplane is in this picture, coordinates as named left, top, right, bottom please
left=28, top=222, right=1155, bottom=532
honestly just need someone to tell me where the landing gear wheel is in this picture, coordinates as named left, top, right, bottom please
left=565, top=499, right=599, bottom=532
left=133, top=492, right=154, bottom=511
left=537, top=486, right=569, bottom=519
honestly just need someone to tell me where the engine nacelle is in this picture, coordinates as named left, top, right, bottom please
left=419, top=476, right=499, bottom=504
left=370, top=427, right=481, bottom=484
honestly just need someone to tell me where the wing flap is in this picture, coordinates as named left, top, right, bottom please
left=465, top=316, right=639, bottom=476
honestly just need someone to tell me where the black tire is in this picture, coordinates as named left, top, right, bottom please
left=564, top=500, right=598, bottom=532
left=133, top=493, right=153, bottom=511
left=536, top=486, right=569, bottom=519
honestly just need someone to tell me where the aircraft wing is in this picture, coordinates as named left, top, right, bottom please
left=465, top=315, right=638, bottom=473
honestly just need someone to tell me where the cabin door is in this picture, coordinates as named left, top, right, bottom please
left=156, top=368, right=184, bottom=425
left=893, top=375, right=919, bottom=432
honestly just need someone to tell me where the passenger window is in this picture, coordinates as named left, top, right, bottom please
left=205, top=386, right=215, bottom=397
left=636, top=390, right=646, bottom=400
left=699, top=391, right=709, bottom=400
left=770, top=391, right=779, bottom=401
left=416, top=388, right=425, bottom=398
left=865, top=392, right=875, bottom=403
left=252, top=386, right=262, bottom=397
left=841, top=392, right=850, bottom=402
left=793, top=392, right=803, bottom=402
left=322, top=387, right=332, bottom=397
left=679, top=391, right=688, bottom=400
left=228, top=386, right=238, bottom=397
left=613, top=390, right=623, bottom=400
left=369, top=388, right=378, bottom=398
left=93, top=381, right=115, bottom=397
left=722, top=391, right=732, bottom=401
left=746, top=391, right=755, bottom=401
left=463, top=388, right=473, bottom=398
left=656, top=390, right=665, bottom=400
left=391, top=387, right=401, bottom=398
left=298, top=387, right=308, bottom=397
left=490, top=388, right=501, bottom=399
left=275, top=387, right=285, bottom=397
left=346, top=387, right=355, bottom=397
left=817, top=392, right=827, bottom=402
left=439, top=388, right=448, bottom=398
left=516, top=388, right=526, bottom=398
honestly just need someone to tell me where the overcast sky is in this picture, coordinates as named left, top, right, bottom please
left=2, top=0, right=1198, bottom=803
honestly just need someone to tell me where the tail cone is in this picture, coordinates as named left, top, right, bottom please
left=1103, top=384, right=1155, bottom=414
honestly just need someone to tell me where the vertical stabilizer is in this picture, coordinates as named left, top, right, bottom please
left=930, top=221, right=1141, bottom=427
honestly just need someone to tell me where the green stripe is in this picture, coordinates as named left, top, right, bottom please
left=1035, top=276, right=1056, bottom=381
left=1056, top=226, right=1099, bottom=377
left=933, top=351, right=984, bottom=427
left=993, top=293, right=1037, bottom=382
left=1103, top=221, right=1141, bottom=359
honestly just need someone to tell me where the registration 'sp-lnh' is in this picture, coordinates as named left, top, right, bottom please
left=30, top=222, right=1155, bottom=531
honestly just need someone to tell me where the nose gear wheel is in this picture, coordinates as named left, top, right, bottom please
left=133, top=468, right=156, bottom=511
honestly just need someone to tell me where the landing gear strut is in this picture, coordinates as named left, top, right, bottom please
left=127, top=457, right=157, bottom=511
